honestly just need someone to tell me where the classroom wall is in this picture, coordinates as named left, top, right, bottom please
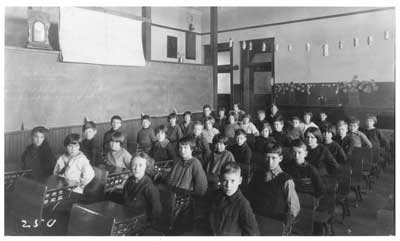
left=4, top=47, right=213, bottom=132
left=202, top=8, right=395, bottom=84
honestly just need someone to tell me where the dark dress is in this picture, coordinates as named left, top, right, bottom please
left=80, top=138, right=102, bottom=166
left=21, top=140, right=56, bottom=179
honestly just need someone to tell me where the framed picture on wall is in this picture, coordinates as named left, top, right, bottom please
left=185, top=31, right=196, bottom=60
left=167, top=35, right=177, bottom=58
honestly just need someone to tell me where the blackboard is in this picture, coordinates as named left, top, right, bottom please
left=4, top=47, right=213, bottom=131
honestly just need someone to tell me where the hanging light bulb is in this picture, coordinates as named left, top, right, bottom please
left=249, top=41, right=253, bottom=51
left=242, top=41, right=246, bottom=50
left=229, top=38, right=233, bottom=48
left=262, top=41, right=267, bottom=52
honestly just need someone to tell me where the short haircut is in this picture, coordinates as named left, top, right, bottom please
left=304, top=127, right=323, bottom=143
left=243, top=113, right=251, bottom=120
left=168, top=112, right=177, bottom=120
left=131, top=151, right=154, bottom=173
left=183, top=111, right=192, bottom=117
left=228, top=111, right=236, bottom=118
left=110, top=131, right=125, bottom=143
left=111, top=115, right=122, bottom=123
left=141, top=115, right=151, bottom=121
left=64, top=133, right=80, bottom=146
left=220, top=162, right=241, bottom=176
left=233, top=103, right=240, bottom=107
left=212, top=134, right=229, bottom=145
left=320, top=111, right=327, bottom=115
left=179, top=137, right=196, bottom=150
left=321, top=124, right=336, bottom=135
left=218, top=107, right=226, bottom=112
left=235, top=129, right=247, bottom=137
left=336, top=120, right=348, bottom=127
left=205, top=116, right=215, bottom=123
left=203, top=104, right=211, bottom=110
left=193, top=120, right=204, bottom=127
left=31, top=126, right=49, bottom=136
left=273, top=116, right=284, bottom=124
left=269, top=103, right=278, bottom=109
left=261, top=123, right=272, bottom=133
left=349, top=117, right=360, bottom=125
left=290, top=116, right=300, bottom=121
left=82, top=121, right=96, bottom=132
left=265, top=144, right=282, bottom=155
left=366, top=114, right=378, bottom=124
left=155, top=125, right=168, bottom=134
left=292, top=139, right=307, bottom=150
left=257, top=109, right=266, bottom=114
left=304, top=111, right=313, bottom=118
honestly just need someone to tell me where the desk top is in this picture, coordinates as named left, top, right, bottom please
left=78, top=201, right=145, bottom=222
left=29, top=175, right=79, bottom=191
left=99, top=166, right=131, bottom=176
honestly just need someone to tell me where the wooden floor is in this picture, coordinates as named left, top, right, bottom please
left=332, top=163, right=395, bottom=236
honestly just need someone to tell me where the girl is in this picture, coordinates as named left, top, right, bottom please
left=202, top=116, right=220, bottom=144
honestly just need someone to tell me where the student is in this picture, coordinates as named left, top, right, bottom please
left=202, top=104, right=216, bottom=123
left=228, top=130, right=252, bottom=166
left=123, top=152, right=162, bottom=228
left=105, top=131, right=132, bottom=169
left=247, top=144, right=300, bottom=232
left=348, top=117, right=373, bottom=149
left=301, top=112, right=319, bottom=135
left=53, top=133, right=95, bottom=195
left=21, top=126, right=56, bottom=179
left=317, top=111, right=331, bottom=129
left=322, top=125, right=347, bottom=166
left=80, top=121, right=102, bottom=166
left=254, top=123, right=276, bottom=153
left=285, top=140, right=325, bottom=197
left=333, top=120, right=354, bottom=157
left=137, top=114, right=156, bottom=153
left=150, top=125, right=178, bottom=163
left=179, top=111, right=194, bottom=138
left=167, top=137, right=208, bottom=196
left=202, top=116, right=220, bottom=144
left=206, top=134, right=235, bottom=190
left=286, top=116, right=303, bottom=144
left=304, top=127, right=339, bottom=234
left=362, top=114, right=389, bottom=170
left=272, top=117, right=290, bottom=147
left=166, top=112, right=183, bottom=148
left=266, top=103, right=282, bottom=125
left=240, top=114, right=260, bottom=136
left=103, top=115, right=126, bottom=153
left=209, top=162, right=259, bottom=235
left=232, top=103, right=245, bottom=122
left=254, top=110, right=269, bottom=133
left=214, top=107, right=227, bottom=133
left=192, top=121, right=212, bottom=168
left=224, top=111, right=241, bottom=146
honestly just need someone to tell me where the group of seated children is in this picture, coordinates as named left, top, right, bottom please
left=19, top=103, right=389, bottom=236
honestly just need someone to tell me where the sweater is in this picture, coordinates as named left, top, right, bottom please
left=53, top=152, right=95, bottom=194
left=150, top=139, right=178, bottom=162
left=137, top=127, right=156, bottom=153
left=240, top=123, right=260, bottom=136
left=362, top=128, right=388, bottom=149
left=306, top=144, right=339, bottom=177
left=285, top=162, right=325, bottom=197
left=80, top=138, right=102, bottom=166
left=103, top=128, right=127, bottom=153
left=202, top=128, right=220, bottom=144
left=192, top=134, right=212, bottom=167
left=228, top=143, right=252, bottom=165
left=348, top=130, right=372, bottom=148
left=166, top=125, right=183, bottom=144
left=325, top=141, right=347, bottom=166
left=105, top=148, right=132, bottom=169
left=207, top=150, right=236, bottom=175
left=21, top=140, right=56, bottom=179
left=167, top=156, right=208, bottom=196
left=179, top=122, right=194, bottom=138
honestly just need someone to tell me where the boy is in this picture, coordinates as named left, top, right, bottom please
left=254, top=110, right=268, bottom=133
left=202, top=104, right=216, bottom=124
left=286, top=116, right=303, bottom=144
left=202, top=117, right=220, bottom=144
left=214, top=107, right=227, bottom=133
left=272, top=117, right=290, bottom=147
left=21, top=126, right=56, bottom=179
left=318, top=111, right=331, bottom=129
left=247, top=144, right=300, bottom=233
left=166, top=112, right=183, bottom=148
left=228, top=129, right=252, bottom=166
left=301, top=112, right=319, bottom=135
left=232, top=103, right=245, bottom=122
left=322, top=125, right=347, bottom=166
left=192, top=121, right=212, bottom=168
left=150, top=125, right=178, bottom=162
left=105, top=131, right=132, bottom=169
left=103, top=115, right=126, bottom=154
left=80, top=121, right=102, bottom=166
left=240, top=114, right=260, bottom=136
left=333, top=120, right=354, bottom=156
left=167, top=137, right=208, bottom=196
left=179, top=111, right=194, bottom=138
left=123, top=152, right=162, bottom=228
left=137, top=114, right=157, bottom=153
left=254, top=123, right=276, bottom=154
left=209, top=162, right=259, bottom=235
left=266, top=104, right=282, bottom=125
left=224, top=112, right=241, bottom=145
left=54, top=133, right=95, bottom=194
left=348, top=117, right=372, bottom=149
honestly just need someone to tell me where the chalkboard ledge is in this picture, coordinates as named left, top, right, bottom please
left=6, top=45, right=60, bottom=54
